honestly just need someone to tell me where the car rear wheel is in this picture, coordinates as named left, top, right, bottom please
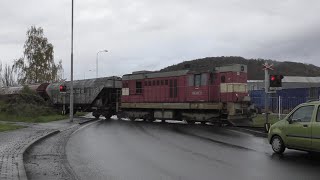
left=271, top=136, right=285, bottom=154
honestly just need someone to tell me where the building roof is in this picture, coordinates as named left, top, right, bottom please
left=248, top=76, right=320, bottom=83
left=282, top=76, right=320, bottom=83
left=248, top=76, right=320, bottom=90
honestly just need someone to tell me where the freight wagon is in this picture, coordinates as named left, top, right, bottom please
left=0, top=83, right=49, bottom=100
left=46, top=76, right=122, bottom=118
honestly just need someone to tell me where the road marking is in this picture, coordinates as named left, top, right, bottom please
left=70, top=120, right=101, bottom=136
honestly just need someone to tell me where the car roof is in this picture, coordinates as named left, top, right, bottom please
left=300, top=100, right=320, bottom=106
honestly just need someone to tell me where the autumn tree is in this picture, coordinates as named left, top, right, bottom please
left=13, top=26, right=63, bottom=84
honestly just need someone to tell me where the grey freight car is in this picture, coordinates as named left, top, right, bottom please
left=46, top=77, right=122, bottom=118
left=0, top=83, right=50, bottom=99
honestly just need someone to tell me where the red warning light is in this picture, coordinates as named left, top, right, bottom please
left=270, top=75, right=283, bottom=87
left=59, top=85, right=66, bottom=92
left=270, top=76, right=276, bottom=81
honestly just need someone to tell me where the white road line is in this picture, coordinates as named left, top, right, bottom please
left=71, top=120, right=101, bottom=136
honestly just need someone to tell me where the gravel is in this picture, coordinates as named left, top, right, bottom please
left=24, top=126, right=80, bottom=180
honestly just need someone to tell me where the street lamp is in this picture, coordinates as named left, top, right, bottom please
left=84, top=70, right=93, bottom=80
left=70, top=0, right=74, bottom=122
left=96, top=50, right=108, bottom=78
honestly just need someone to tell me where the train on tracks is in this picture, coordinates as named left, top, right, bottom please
left=0, top=64, right=254, bottom=126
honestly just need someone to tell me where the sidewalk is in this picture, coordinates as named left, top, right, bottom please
left=0, top=117, right=95, bottom=180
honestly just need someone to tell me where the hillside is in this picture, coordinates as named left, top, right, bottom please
left=160, top=56, right=320, bottom=80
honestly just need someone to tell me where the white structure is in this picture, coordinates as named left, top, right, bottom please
left=248, top=76, right=320, bottom=91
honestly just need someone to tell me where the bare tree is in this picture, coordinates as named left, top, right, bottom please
left=2, top=63, right=15, bottom=87
left=0, top=62, right=2, bottom=87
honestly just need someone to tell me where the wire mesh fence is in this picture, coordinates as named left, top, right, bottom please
left=251, top=96, right=318, bottom=114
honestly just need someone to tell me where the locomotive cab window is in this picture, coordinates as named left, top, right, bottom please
left=194, top=74, right=201, bottom=87
left=209, top=73, right=215, bottom=85
left=201, top=74, right=207, bottom=86
left=122, top=82, right=128, bottom=88
left=221, top=75, right=226, bottom=83
left=136, top=81, right=142, bottom=94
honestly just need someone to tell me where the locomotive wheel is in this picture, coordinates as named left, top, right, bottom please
left=104, top=115, right=112, bottom=120
left=103, top=112, right=113, bottom=120
left=147, top=118, right=156, bottom=122
left=187, top=120, right=195, bottom=124
left=201, top=121, right=207, bottom=125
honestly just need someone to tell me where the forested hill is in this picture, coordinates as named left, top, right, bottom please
left=160, top=56, right=320, bottom=80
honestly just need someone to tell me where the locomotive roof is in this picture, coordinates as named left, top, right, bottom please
left=123, top=64, right=247, bottom=80
left=122, top=70, right=190, bottom=80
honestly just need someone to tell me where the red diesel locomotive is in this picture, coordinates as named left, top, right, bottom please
left=120, top=64, right=254, bottom=126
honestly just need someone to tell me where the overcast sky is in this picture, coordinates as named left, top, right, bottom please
left=1, top=0, right=320, bottom=80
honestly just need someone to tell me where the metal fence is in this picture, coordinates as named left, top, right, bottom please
left=251, top=96, right=317, bottom=114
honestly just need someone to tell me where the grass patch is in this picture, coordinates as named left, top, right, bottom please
left=0, top=122, right=24, bottom=132
left=0, top=113, right=68, bottom=123
left=252, top=114, right=286, bottom=127
left=32, top=114, right=69, bottom=123
left=75, top=111, right=89, bottom=117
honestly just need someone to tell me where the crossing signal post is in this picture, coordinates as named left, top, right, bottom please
left=59, top=85, right=67, bottom=115
left=263, top=63, right=273, bottom=133
left=263, top=63, right=284, bottom=132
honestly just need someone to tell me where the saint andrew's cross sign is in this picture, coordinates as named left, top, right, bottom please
left=262, top=62, right=274, bottom=71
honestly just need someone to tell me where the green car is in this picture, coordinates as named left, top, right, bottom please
left=268, top=101, right=320, bottom=154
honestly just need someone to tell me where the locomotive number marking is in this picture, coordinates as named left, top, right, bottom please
left=192, top=91, right=203, bottom=95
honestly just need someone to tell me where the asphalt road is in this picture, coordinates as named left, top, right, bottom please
left=66, top=120, right=320, bottom=180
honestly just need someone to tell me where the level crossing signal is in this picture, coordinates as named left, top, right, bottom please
left=269, top=75, right=284, bottom=87
left=59, top=85, right=67, bottom=92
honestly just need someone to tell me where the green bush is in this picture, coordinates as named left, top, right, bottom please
left=0, top=85, right=59, bottom=119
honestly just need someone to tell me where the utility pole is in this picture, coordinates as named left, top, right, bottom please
left=70, top=0, right=74, bottom=122
left=263, top=62, right=273, bottom=132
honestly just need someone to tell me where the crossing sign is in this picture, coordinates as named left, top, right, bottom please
left=262, top=63, right=274, bottom=71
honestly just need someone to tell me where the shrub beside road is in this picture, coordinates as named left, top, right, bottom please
left=252, top=114, right=285, bottom=127
left=0, top=86, right=68, bottom=129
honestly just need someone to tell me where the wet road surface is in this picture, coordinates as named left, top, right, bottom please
left=66, top=120, right=320, bottom=180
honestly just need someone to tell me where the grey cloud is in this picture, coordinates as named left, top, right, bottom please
left=1, top=0, right=320, bottom=80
